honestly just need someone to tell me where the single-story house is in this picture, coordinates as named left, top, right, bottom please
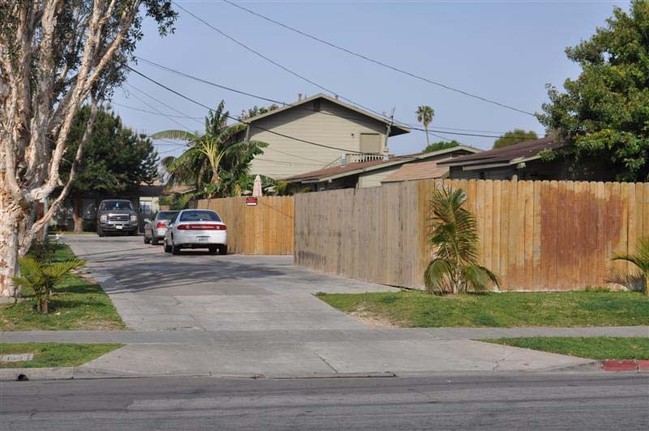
left=439, top=136, right=619, bottom=181
left=284, top=146, right=479, bottom=191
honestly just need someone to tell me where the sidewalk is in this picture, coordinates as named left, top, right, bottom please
left=3, top=326, right=648, bottom=381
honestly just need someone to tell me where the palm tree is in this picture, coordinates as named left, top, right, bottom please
left=153, top=101, right=266, bottom=199
left=613, top=237, right=649, bottom=295
left=13, top=256, right=84, bottom=314
left=424, top=186, right=499, bottom=295
left=416, top=105, right=435, bottom=147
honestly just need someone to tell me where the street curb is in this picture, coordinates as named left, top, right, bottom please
left=601, top=360, right=649, bottom=373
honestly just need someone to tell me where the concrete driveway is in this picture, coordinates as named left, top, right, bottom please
left=50, top=234, right=597, bottom=379
left=68, top=234, right=397, bottom=332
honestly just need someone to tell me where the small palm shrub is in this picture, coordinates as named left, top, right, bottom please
left=13, top=256, right=85, bottom=314
left=424, top=186, right=499, bottom=295
left=613, top=237, right=649, bottom=295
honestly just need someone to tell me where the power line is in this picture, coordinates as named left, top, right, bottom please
left=170, top=4, right=530, bottom=142
left=122, top=88, right=194, bottom=133
left=127, top=66, right=367, bottom=155
left=137, top=56, right=286, bottom=107
left=223, top=0, right=535, bottom=117
left=133, top=57, right=511, bottom=139
left=113, top=102, right=203, bottom=120
left=173, top=2, right=401, bottom=124
left=125, top=83, right=203, bottom=126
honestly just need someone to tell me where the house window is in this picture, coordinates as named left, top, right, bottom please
left=360, top=133, right=381, bottom=154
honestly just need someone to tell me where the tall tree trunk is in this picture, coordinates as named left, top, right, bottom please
left=72, top=193, right=83, bottom=233
left=0, top=191, right=24, bottom=298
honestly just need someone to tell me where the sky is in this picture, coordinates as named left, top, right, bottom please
left=112, top=0, right=630, bottom=162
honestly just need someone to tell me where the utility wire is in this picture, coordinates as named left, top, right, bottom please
left=127, top=66, right=366, bottom=154
left=223, top=0, right=535, bottom=116
left=125, top=83, right=203, bottom=126
left=169, top=5, right=533, bottom=143
left=173, top=2, right=402, bottom=124
left=133, top=57, right=515, bottom=140
left=122, top=87, right=195, bottom=133
left=137, top=56, right=286, bottom=107
left=138, top=56, right=507, bottom=136
left=114, top=102, right=203, bottom=120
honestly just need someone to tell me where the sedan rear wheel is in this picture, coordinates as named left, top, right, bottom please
left=151, top=237, right=158, bottom=245
left=163, top=239, right=172, bottom=253
left=219, top=245, right=228, bottom=256
left=208, top=246, right=217, bottom=254
left=172, top=243, right=181, bottom=255
left=144, top=234, right=151, bottom=244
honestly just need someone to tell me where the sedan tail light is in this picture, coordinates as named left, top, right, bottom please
left=155, top=221, right=167, bottom=229
left=177, top=224, right=226, bottom=230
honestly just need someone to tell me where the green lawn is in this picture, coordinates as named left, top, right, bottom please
left=0, top=343, right=122, bottom=368
left=0, top=243, right=125, bottom=331
left=483, top=337, right=649, bottom=360
left=316, top=290, right=649, bottom=328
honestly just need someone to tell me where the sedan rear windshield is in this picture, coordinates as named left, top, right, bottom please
left=179, top=211, right=221, bottom=222
left=157, top=211, right=179, bottom=221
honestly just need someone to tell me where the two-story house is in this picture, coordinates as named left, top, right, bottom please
left=244, top=93, right=410, bottom=179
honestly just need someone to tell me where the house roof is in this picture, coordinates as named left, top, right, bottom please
left=284, top=146, right=479, bottom=184
left=381, top=158, right=452, bottom=183
left=244, top=93, right=410, bottom=137
left=438, top=136, right=563, bottom=170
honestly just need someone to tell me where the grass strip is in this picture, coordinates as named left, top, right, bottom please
left=0, top=243, right=126, bottom=331
left=316, top=290, right=649, bottom=327
left=0, top=343, right=122, bottom=368
left=482, top=337, right=649, bottom=360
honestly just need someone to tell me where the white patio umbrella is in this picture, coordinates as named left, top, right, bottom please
left=252, top=175, right=263, bottom=197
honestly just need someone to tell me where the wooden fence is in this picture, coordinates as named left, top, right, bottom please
left=196, top=196, right=294, bottom=255
left=295, top=180, right=649, bottom=291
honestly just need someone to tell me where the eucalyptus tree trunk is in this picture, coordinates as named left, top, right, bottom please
left=0, top=0, right=177, bottom=297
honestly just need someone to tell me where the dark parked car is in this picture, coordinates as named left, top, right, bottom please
left=96, top=199, right=139, bottom=237
left=143, top=210, right=179, bottom=245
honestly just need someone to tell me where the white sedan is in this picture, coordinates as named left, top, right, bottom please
left=163, top=209, right=228, bottom=255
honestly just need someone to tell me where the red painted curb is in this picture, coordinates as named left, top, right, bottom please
left=636, top=360, right=649, bottom=370
left=601, top=360, right=637, bottom=372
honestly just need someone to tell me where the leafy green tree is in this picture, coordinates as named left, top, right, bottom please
left=154, top=101, right=266, bottom=199
left=423, top=140, right=460, bottom=153
left=238, top=104, right=280, bottom=121
left=62, top=106, right=159, bottom=231
left=493, top=129, right=538, bottom=149
left=613, top=237, right=649, bottom=295
left=416, top=105, right=435, bottom=147
left=537, top=0, right=649, bottom=181
left=424, top=186, right=499, bottom=295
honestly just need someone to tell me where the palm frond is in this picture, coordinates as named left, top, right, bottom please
left=150, top=130, right=199, bottom=142
left=462, top=265, right=500, bottom=293
left=423, top=258, right=455, bottom=294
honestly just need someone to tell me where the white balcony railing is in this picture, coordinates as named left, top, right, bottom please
left=341, top=153, right=390, bottom=165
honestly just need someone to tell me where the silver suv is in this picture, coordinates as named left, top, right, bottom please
left=96, top=199, right=139, bottom=237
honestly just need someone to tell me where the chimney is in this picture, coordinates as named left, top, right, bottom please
left=298, top=93, right=302, bottom=101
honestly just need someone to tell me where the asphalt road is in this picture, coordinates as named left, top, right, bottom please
left=2, top=374, right=648, bottom=430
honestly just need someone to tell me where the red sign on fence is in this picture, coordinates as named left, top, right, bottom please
left=245, top=197, right=258, bottom=206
